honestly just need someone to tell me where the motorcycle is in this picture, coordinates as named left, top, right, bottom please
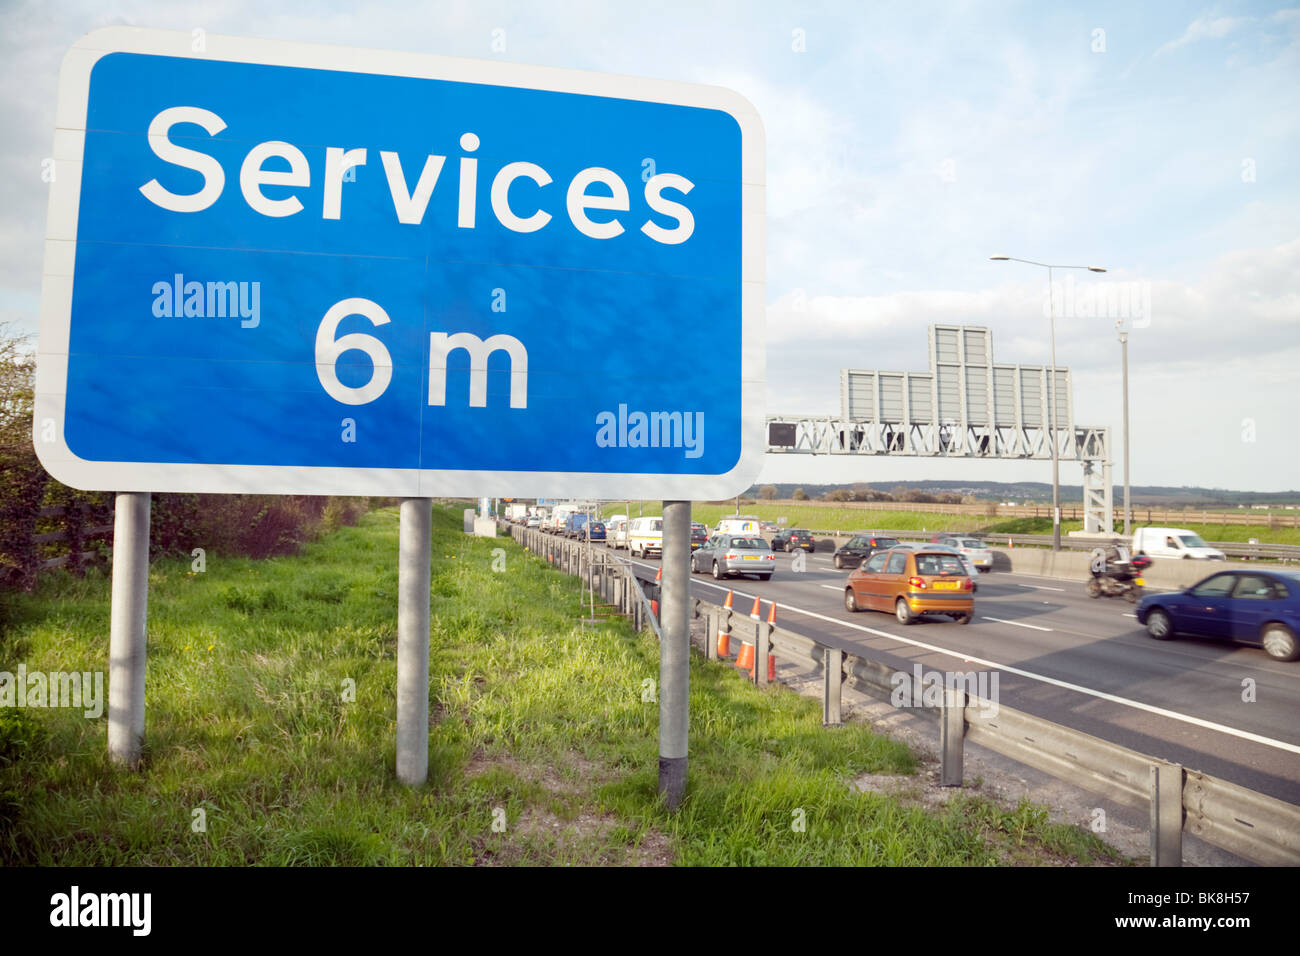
left=1086, top=552, right=1152, bottom=603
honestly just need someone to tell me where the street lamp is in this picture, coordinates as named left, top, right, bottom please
left=990, top=256, right=1106, bottom=551
left=1117, top=320, right=1131, bottom=536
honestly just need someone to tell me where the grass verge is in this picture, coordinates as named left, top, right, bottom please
left=0, top=505, right=1126, bottom=866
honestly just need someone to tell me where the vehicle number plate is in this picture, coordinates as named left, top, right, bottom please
left=933, top=581, right=958, bottom=590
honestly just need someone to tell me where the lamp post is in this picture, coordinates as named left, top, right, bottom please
left=1118, top=321, right=1131, bottom=536
left=990, top=256, right=1106, bottom=551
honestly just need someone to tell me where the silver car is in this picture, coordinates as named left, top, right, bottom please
left=936, top=536, right=994, bottom=572
left=690, top=534, right=775, bottom=580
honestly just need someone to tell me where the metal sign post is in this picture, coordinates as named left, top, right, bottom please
left=658, top=501, right=691, bottom=808
left=396, top=498, right=432, bottom=785
left=107, top=492, right=150, bottom=766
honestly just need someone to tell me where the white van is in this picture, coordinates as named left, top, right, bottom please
left=628, top=516, right=664, bottom=558
left=605, top=515, right=629, bottom=549
left=548, top=506, right=576, bottom=534
left=713, top=515, right=762, bottom=537
left=1132, top=527, right=1226, bottom=560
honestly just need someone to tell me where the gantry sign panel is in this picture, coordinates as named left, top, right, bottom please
left=765, top=325, right=1113, bottom=530
left=840, top=326, right=1072, bottom=440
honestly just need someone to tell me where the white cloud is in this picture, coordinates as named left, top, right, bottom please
left=1155, top=15, right=1252, bottom=56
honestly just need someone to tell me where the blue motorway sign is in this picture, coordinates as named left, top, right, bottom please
left=36, top=28, right=764, bottom=498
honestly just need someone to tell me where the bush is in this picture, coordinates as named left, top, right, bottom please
left=321, top=497, right=369, bottom=533
left=0, top=324, right=44, bottom=589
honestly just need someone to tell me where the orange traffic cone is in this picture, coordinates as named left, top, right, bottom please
left=766, top=603, right=778, bottom=681
left=735, top=639, right=754, bottom=675
left=651, top=566, right=662, bottom=619
left=718, top=590, right=733, bottom=656
left=749, top=595, right=762, bottom=620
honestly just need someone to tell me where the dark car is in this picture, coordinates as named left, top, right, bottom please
left=771, top=528, right=816, bottom=553
left=1136, top=569, right=1300, bottom=661
left=564, top=513, right=593, bottom=538
left=833, top=533, right=901, bottom=570
left=585, top=521, right=606, bottom=542
left=690, top=522, right=708, bottom=549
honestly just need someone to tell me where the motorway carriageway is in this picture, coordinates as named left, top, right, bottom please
left=592, top=543, right=1300, bottom=807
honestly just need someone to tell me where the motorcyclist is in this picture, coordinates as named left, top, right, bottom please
left=1088, top=539, right=1142, bottom=600
left=1106, top=538, right=1131, bottom=575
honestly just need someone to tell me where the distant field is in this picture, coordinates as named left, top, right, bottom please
left=604, top=503, right=980, bottom=534
left=600, top=503, right=1300, bottom=545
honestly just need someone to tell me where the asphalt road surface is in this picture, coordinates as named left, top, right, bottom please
left=595, top=541, right=1300, bottom=807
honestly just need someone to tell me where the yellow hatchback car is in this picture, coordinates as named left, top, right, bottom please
left=845, top=547, right=974, bottom=625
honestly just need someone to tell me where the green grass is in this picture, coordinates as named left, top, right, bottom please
left=606, top=503, right=986, bottom=534
left=0, top=506, right=1125, bottom=866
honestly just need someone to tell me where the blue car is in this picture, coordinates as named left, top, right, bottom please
left=1136, top=569, right=1300, bottom=661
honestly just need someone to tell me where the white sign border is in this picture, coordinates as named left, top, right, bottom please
left=35, top=26, right=765, bottom=499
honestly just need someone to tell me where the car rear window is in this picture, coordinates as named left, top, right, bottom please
left=731, top=538, right=766, bottom=549
left=915, top=553, right=966, bottom=576
left=959, top=539, right=984, bottom=548
left=872, top=537, right=899, bottom=548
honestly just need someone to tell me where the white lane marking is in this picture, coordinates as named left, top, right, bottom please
left=1022, top=584, right=1066, bottom=592
left=982, top=616, right=1053, bottom=632
left=819, top=585, right=843, bottom=591
left=744, top=592, right=1300, bottom=758
left=1123, top=613, right=1137, bottom=618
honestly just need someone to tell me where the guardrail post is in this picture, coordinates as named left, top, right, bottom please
left=939, top=686, right=966, bottom=786
left=823, top=647, right=843, bottom=726
left=755, top=616, right=771, bottom=687
left=704, top=605, right=718, bottom=660
left=1150, top=761, right=1184, bottom=866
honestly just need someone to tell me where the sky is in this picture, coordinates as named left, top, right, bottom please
left=2, top=0, right=1297, bottom=491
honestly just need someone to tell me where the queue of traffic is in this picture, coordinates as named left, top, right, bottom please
left=505, top=507, right=1300, bottom=659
